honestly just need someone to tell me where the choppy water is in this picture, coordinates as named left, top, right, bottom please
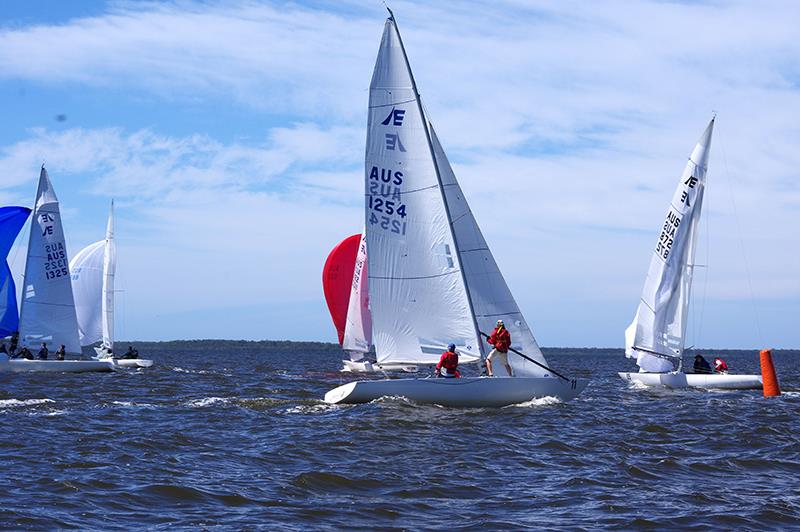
left=1, top=345, right=798, bottom=530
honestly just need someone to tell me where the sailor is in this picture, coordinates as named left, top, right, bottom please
left=714, top=357, right=729, bottom=374
left=9, top=332, right=18, bottom=357
left=693, top=355, right=712, bottom=374
left=436, top=344, right=460, bottom=378
left=18, top=346, right=34, bottom=360
left=55, top=345, right=66, bottom=361
left=122, top=345, right=138, bottom=359
left=486, top=320, right=513, bottom=377
left=38, top=342, right=49, bottom=360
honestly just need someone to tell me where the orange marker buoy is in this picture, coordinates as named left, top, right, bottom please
left=760, top=349, right=781, bottom=397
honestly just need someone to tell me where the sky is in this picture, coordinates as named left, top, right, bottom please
left=0, top=0, right=798, bottom=348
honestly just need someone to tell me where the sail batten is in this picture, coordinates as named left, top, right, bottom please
left=625, top=118, right=715, bottom=372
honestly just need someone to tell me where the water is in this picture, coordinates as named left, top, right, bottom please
left=1, top=345, right=798, bottom=530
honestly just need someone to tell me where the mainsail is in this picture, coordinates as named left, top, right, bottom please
left=366, top=16, right=481, bottom=365
left=341, top=231, right=372, bottom=359
left=71, top=201, right=115, bottom=350
left=18, top=167, right=82, bottom=353
left=0, top=206, right=31, bottom=336
left=432, top=127, right=550, bottom=377
left=625, top=118, right=714, bottom=372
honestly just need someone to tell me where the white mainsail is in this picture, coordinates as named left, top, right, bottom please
left=432, top=127, right=550, bottom=377
left=625, top=118, right=714, bottom=372
left=71, top=201, right=115, bottom=351
left=366, top=17, right=481, bottom=365
left=341, top=231, right=371, bottom=361
left=18, top=167, right=82, bottom=354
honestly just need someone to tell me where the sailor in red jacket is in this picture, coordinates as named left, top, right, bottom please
left=486, top=320, right=513, bottom=377
left=714, top=357, right=729, bottom=374
left=436, top=343, right=460, bottom=378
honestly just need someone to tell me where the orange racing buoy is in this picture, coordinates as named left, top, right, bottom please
left=759, top=349, right=781, bottom=397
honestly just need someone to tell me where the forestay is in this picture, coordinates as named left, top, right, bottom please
left=19, top=168, right=82, bottom=354
left=625, top=119, right=714, bottom=372
left=342, top=231, right=372, bottom=360
left=0, top=206, right=31, bottom=336
left=366, top=18, right=480, bottom=365
left=431, top=128, right=550, bottom=377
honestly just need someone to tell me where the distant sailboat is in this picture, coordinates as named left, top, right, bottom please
left=619, top=118, right=761, bottom=390
left=2, top=167, right=113, bottom=372
left=71, top=201, right=152, bottom=368
left=323, top=232, right=415, bottom=372
left=324, top=11, right=587, bottom=406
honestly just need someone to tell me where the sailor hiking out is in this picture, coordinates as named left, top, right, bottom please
left=436, top=344, right=460, bottom=378
left=714, top=357, right=729, bottom=374
left=486, top=320, right=513, bottom=377
left=693, top=355, right=712, bottom=374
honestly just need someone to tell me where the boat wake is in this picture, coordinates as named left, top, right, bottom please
left=508, top=396, right=562, bottom=408
left=185, top=397, right=229, bottom=408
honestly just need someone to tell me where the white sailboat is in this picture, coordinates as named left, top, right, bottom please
left=619, top=118, right=761, bottom=390
left=70, top=201, right=152, bottom=369
left=325, top=12, right=588, bottom=406
left=1, top=167, right=114, bottom=373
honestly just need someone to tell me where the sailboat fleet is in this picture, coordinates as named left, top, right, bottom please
left=0, top=169, right=149, bottom=372
left=0, top=11, right=776, bottom=402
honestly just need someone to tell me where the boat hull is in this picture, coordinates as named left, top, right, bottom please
left=113, top=358, right=154, bottom=368
left=1, top=359, right=115, bottom=373
left=324, top=376, right=589, bottom=407
left=341, top=360, right=418, bottom=373
left=619, top=372, right=762, bottom=390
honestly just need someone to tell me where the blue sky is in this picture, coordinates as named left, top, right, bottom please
left=0, top=0, right=798, bottom=347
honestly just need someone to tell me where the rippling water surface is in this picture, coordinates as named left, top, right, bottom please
left=1, top=345, right=798, bottom=530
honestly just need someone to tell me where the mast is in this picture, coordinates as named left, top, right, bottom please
left=103, top=199, right=115, bottom=352
left=386, top=9, right=486, bottom=360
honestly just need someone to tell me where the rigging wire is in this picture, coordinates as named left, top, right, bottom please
left=717, top=125, right=764, bottom=346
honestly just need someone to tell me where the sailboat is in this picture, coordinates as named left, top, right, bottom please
left=324, top=11, right=588, bottom=406
left=1, top=167, right=114, bottom=373
left=323, top=232, right=416, bottom=373
left=70, top=201, right=153, bottom=369
left=619, top=118, right=762, bottom=390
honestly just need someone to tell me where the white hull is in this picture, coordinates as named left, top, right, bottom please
left=113, top=358, right=154, bottom=368
left=341, top=359, right=418, bottom=373
left=0, top=359, right=115, bottom=373
left=619, top=372, right=762, bottom=390
left=325, top=376, right=589, bottom=407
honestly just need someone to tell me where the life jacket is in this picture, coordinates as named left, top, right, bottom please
left=437, top=351, right=460, bottom=377
left=488, top=327, right=511, bottom=352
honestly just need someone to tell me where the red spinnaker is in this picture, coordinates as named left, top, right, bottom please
left=322, top=234, right=361, bottom=345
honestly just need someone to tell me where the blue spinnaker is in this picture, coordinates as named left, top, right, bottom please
left=0, top=206, right=32, bottom=336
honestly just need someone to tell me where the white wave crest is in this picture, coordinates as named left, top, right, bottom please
left=186, top=397, right=229, bottom=407
left=282, top=403, right=340, bottom=415
left=0, top=398, right=55, bottom=409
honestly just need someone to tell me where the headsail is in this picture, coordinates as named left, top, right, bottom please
left=341, top=231, right=372, bottom=360
left=625, top=118, right=714, bottom=372
left=0, top=206, right=31, bottom=336
left=432, top=127, right=550, bottom=376
left=366, top=16, right=480, bottom=365
left=323, top=234, right=362, bottom=345
left=70, top=201, right=115, bottom=350
left=18, top=167, right=82, bottom=353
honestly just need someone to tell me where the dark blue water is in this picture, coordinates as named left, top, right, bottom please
left=1, top=345, right=798, bottom=530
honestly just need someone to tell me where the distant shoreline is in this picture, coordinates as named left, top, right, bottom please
left=112, top=340, right=797, bottom=353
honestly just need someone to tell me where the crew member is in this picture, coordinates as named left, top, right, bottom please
left=693, top=355, right=712, bottom=374
left=122, top=345, right=138, bottom=359
left=714, top=357, right=729, bottom=374
left=436, top=343, right=460, bottom=378
left=37, top=342, right=49, bottom=360
left=486, top=320, right=513, bottom=377
left=18, top=347, right=33, bottom=360
left=55, top=345, right=66, bottom=361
